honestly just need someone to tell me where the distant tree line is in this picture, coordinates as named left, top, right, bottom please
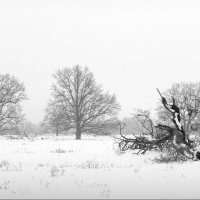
left=1, top=66, right=200, bottom=141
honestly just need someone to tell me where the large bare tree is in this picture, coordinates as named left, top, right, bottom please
left=46, top=66, right=120, bottom=139
left=0, top=74, right=26, bottom=133
left=156, top=82, right=200, bottom=139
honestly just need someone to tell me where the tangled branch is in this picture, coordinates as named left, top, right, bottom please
left=116, top=89, right=200, bottom=160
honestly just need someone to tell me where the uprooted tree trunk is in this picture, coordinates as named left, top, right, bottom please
left=117, top=89, right=198, bottom=160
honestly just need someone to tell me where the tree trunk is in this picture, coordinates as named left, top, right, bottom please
left=56, top=124, right=59, bottom=136
left=75, top=126, right=81, bottom=140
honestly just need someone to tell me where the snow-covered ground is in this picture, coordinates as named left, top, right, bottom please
left=0, top=135, right=200, bottom=199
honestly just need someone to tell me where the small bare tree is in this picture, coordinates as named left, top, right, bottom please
left=46, top=65, right=120, bottom=139
left=0, top=74, right=26, bottom=133
left=44, top=100, right=67, bottom=136
left=13, top=121, right=38, bottom=139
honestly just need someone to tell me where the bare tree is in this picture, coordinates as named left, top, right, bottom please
left=156, top=82, right=200, bottom=139
left=0, top=74, right=26, bottom=133
left=44, top=100, right=67, bottom=136
left=46, top=65, right=120, bottom=139
left=13, top=121, right=38, bottom=140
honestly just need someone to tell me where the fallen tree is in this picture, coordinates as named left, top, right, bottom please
left=117, top=89, right=200, bottom=160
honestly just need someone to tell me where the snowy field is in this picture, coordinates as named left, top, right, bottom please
left=0, top=135, right=200, bottom=199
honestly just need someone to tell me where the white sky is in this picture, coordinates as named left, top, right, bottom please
left=1, top=0, right=200, bottom=124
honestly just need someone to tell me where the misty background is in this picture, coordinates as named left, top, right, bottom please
left=1, top=0, right=200, bottom=124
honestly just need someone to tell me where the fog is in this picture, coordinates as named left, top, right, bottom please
left=1, top=0, right=200, bottom=123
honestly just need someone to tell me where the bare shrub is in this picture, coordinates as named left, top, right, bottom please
left=154, top=146, right=187, bottom=163
left=50, top=165, right=64, bottom=177
left=51, top=148, right=66, bottom=154
left=0, top=160, right=21, bottom=171
left=0, top=181, right=10, bottom=190
left=79, top=160, right=102, bottom=169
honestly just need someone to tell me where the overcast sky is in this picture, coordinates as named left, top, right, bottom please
left=1, top=0, right=200, bottom=124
